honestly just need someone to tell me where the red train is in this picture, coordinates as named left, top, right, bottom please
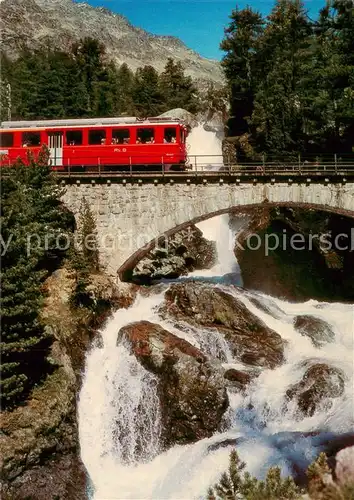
left=0, top=117, right=190, bottom=171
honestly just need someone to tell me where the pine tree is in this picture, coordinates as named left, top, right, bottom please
left=64, top=54, right=90, bottom=117
left=116, top=63, right=135, bottom=115
left=71, top=37, right=107, bottom=116
left=68, top=198, right=99, bottom=309
left=9, top=50, right=43, bottom=119
left=133, top=65, right=167, bottom=117
left=77, top=197, right=99, bottom=271
left=208, top=449, right=301, bottom=499
left=159, top=58, right=200, bottom=113
left=220, top=7, right=265, bottom=144
left=0, top=148, right=75, bottom=409
left=32, top=50, right=67, bottom=119
left=250, top=0, right=312, bottom=158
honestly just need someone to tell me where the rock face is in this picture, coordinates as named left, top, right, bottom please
left=161, top=282, right=285, bottom=369
left=294, top=315, right=335, bottom=347
left=234, top=207, right=354, bottom=302
left=119, top=321, right=228, bottom=447
left=223, top=368, right=256, bottom=391
left=0, top=267, right=126, bottom=500
left=131, top=225, right=217, bottom=284
left=0, top=0, right=223, bottom=86
left=286, top=363, right=345, bottom=417
left=158, top=108, right=198, bottom=128
left=335, top=446, right=354, bottom=487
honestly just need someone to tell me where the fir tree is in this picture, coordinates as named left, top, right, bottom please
left=220, top=7, right=264, bottom=142
left=69, top=198, right=99, bottom=310
left=251, top=0, right=312, bottom=157
left=116, top=63, right=135, bottom=115
left=77, top=197, right=99, bottom=271
left=159, top=58, right=200, bottom=113
left=208, top=449, right=301, bottom=499
left=133, top=65, right=166, bottom=117
left=71, top=37, right=107, bottom=116
left=0, top=148, right=75, bottom=410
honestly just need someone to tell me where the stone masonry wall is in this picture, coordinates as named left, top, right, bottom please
left=61, top=179, right=354, bottom=277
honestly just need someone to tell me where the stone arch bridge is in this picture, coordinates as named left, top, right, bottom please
left=61, top=172, right=354, bottom=280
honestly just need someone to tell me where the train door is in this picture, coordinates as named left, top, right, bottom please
left=48, top=131, right=63, bottom=166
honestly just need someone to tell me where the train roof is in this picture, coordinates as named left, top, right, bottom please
left=0, top=116, right=186, bottom=129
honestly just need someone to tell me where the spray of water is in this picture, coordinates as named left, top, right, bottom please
left=187, top=124, right=223, bottom=170
left=78, top=125, right=353, bottom=499
left=78, top=283, right=353, bottom=499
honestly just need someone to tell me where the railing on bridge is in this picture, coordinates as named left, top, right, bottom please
left=2, top=153, right=354, bottom=177
left=47, top=153, right=354, bottom=177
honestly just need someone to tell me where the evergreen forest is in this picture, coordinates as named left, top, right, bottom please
left=0, top=150, right=75, bottom=409
left=221, top=0, right=354, bottom=160
left=0, top=39, right=200, bottom=121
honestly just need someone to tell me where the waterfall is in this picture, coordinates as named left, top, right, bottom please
left=78, top=124, right=353, bottom=499
left=188, top=213, right=249, bottom=282
left=187, top=124, right=223, bottom=170
left=78, top=283, right=353, bottom=499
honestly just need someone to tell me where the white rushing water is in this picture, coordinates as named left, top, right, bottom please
left=78, top=124, right=353, bottom=499
left=187, top=124, right=223, bottom=170
left=189, top=214, right=248, bottom=280
left=78, top=275, right=353, bottom=499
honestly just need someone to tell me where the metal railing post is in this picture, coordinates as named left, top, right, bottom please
left=334, top=153, right=337, bottom=175
left=262, top=154, right=265, bottom=175
left=98, top=158, right=101, bottom=177
left=298, top=153, right=301, bottom=173
left=130, top=156, right=132, bottom=177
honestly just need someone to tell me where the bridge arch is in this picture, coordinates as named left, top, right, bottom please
left=117, top=201, right=354, bottom=280
left=61, top=178, right=354, bottom=278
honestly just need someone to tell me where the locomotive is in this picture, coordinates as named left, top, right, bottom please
left=0, top=116, right=190, bottom=171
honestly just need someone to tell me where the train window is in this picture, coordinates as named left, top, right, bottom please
left=66, top=130, right=83, bottom=146
left=137, top=128, right=154, bottom=144
left=0, top=132, right=14, bottom=147
left=89, top=129, right=106, bottom=145
left=112, top=128, right=130, bottom=145
left=164, top=127, right=177, bottom=143
left=22, top=132, right=41, bottom=147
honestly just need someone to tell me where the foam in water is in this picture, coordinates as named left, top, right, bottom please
left=79, top=283, right=353, bottom=499
left=189, top=214, right=240, bottom=278
left=78, top=125, right=353, bottom=499
left=187, top=124, right=223, bottom=170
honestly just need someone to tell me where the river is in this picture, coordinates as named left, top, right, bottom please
left=77, top=124, right=354, bottom=500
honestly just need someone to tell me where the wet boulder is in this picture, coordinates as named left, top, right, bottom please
left=118, top=320, right=206, bottom=373
left=286, top=363, right=345, bottom=417
left=223, top=368, right=257, bottom=391
left=118, top=321, right=229, bottom=448
left=246, top=294, right=285, bottom=320
left=293, top=315, right=335, bottom=347
left=131, top=225, right=217, bottom=284
left=161, top=282, right=285, bottom=369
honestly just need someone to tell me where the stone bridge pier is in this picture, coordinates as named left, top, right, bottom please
left=61, top=177, right=354, bottom=280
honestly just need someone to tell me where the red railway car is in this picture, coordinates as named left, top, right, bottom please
left=0, top=117, right=190, bottom=171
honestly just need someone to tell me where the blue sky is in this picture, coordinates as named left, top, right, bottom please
left=83, top=0, right=326, bottom=60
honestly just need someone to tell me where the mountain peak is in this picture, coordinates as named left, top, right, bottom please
left=0, top=0, right=223, bottom=85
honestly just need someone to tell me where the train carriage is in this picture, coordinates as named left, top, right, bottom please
left=0, top=117, right=190, bottom=172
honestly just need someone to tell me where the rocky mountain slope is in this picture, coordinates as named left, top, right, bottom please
left=0, top=0, right=223, bottom=85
